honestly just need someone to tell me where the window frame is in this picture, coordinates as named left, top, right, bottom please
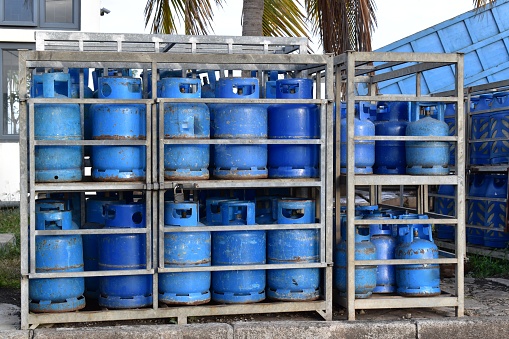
left=0, top=43, right=34, bottom=142
left=0, top=0, right=38, bottom=27
left=39, top=0, right=79, bottom=29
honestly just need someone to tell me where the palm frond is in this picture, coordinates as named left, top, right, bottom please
left=262, top=0, right=310, bottom=40
left=472, top=0, right=497, bottom=8
left=307, top=0, right=376, bottom=55
left=145, top=0, right=224, bottom=35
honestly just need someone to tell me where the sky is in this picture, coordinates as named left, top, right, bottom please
left=99, top=0, right=478, bottom=50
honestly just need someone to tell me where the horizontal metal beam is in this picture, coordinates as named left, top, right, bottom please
left=163, top=223, right=322, bottom=232
left=28, top=300, right=328, bottom=325
left=159, top=263, right=328, bottom=273
left=354, top=218, right=458, bottom=225
left=352, top=175, right=459, bottom=186
left=353, top=136, right=457, bottom=141
left=163, top=179, right=323, bottom=189
left=353, top=258, right=458, bottom=265
left=353, top=95, right=458, bottom=102
left=33, top=182, right=148, bottom=191
left=162, top=139, right=322, bottom=145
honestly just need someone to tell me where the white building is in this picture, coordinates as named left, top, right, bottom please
left=0, top=0, right=100, bottom=201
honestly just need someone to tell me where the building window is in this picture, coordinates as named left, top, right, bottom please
left=1, top=44, right=33, bottom=141
left=0, top=0, right=37, bottom=26
left=40, top=0, right=79, bottom=29
left=0, top=0, right=79, bottom=29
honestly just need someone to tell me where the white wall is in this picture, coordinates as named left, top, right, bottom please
left=0, top=0, right=101, bottom=201
left=0, top=144, right=20, bottom=201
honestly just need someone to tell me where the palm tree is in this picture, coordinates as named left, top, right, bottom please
left=145, top=0, right=497, bottom=55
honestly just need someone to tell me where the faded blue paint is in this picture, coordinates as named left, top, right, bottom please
left=212, top=78, right=268, bottom=179
left=406, top=106, right=449, bottom=175
left=159, top=78, right=211, bottom=180
left=98, top=203, right=152, bottom=309
left=267, top=78, right=319, bottom=178
left=90, top=77, right=146, bottom=181
left=82, top=196, right=122, bottom=300
left=334, top=215, right=377, bottom=299
left=211, top=201, right=266, bottom=304
left=29, top=209, right=85, bottom=313
left=34, top=72, right=82, bottom=182
left=374, top=102, right=409, bottom=174
left=366, top=213, right=396, bottom=294
left=159, top=202, right=211, bottom=305
left=340, top=103, right=375, bottom=174
left=267, top=199, right=320, bottom=301
left=395, top=225, right=440, bottom=297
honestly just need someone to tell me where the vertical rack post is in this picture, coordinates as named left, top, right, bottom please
left=345, top=51, right=357, bottom=320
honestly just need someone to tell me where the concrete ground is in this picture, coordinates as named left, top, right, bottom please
left=0, top=233, right=15, bottom=250
left=2, top=276, right=509, bottom=338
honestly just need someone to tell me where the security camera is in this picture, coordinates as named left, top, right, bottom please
left=100, top=8, right=111, bottom=16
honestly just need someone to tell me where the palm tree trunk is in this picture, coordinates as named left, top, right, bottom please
left=242, top=0, right=264, bottom=36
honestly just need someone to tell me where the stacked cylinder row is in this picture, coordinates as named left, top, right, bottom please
left=32, top=72, right=321, bottom=183
left=334, top=206, right=440, bottom=299
left=28, top=194, right=321, bottom=312
left=339, top=101, right=451, bottom=176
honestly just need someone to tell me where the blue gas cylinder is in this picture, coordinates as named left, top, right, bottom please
left=467, top=174, right=488, bottom=245
left=211, top=201, right=266, bottom=303
left=490, top=92, right=509, bottom=164
left=364, top=102, right=378, bottom=122
left=201, top=71, right=216, bottom=99
left=340, top=103, right=375, bottom=174
left=265, top=81, right=277, bottom=99
left=444, top=103, right=457, bottom=167
left=212, top=78, right=268, bottom=179
left=406, top=107, right=449, bottom=175
left=395, top=225, right=440, bottom=297
left=159, top=78, right=210, bottom=179
left=83, top=196, right=121, bottom=300
left=159, top=202, right=211, bottom=305
left=374, top=101, right=409, bottom=174
left=203, top=197, right=238, bottom=226
left=366, top=214, right=396, bottom=293
left=334, top=217, right=377, bottom=299
left=267, top=78, right=319, bottom=178
left=395, top=213, right=430, bottom=244
left=434, top=185, right=456, bottom=240
left=470, top=94, right=492, bottom=165
left=91, top=77, right=146, bottom=181
left=98, top=203, right=152, bottom=309
left=355, top=205, right=379, bottom=217
left=34, top=72, right=82, bottom=182
left=255, top=196, right=278, bottom=225
left=68, top=68, right=94, bottom=156
left=29, top=209, right=85, bottom=312
left=267, top=199, right=319, bottom=301
left=484, top=174, right=509, bottom=248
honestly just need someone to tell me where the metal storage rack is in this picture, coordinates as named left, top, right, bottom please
left=19, top=36, right=334, bottom=329
left=334, top=51, right=466, bottom=320
left=445, top=79, right=509, bottom=257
